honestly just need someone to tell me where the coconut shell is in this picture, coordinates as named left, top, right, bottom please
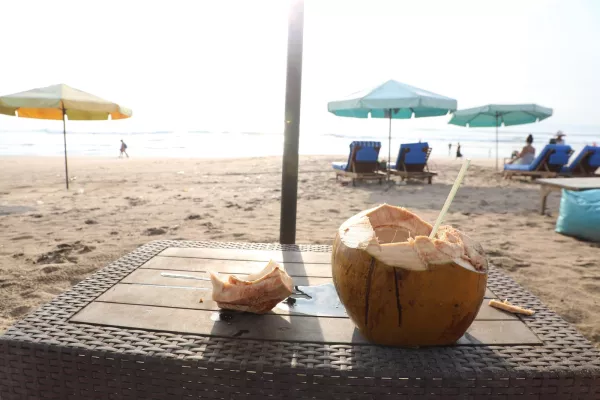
left=331, top=204, right=488, bottom=347
left=210, top=260, right=293, bottom=314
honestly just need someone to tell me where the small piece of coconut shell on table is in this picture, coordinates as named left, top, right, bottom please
left=210, top=260, right=293, bottom=314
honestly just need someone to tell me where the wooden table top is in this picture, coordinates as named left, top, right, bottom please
left=70, top=246, right=541, bottom=346
left=537, top=177, right=600, bottom=190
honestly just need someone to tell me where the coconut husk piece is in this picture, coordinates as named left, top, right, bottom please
left=209, top=260, right=293, bottom=314
left=489, top=299, right=535, bottom=316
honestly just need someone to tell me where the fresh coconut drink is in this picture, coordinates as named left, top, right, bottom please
left=331, top=160, right=488, bottom=346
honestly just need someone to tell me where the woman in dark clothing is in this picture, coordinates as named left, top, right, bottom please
left=119, top=139, right=129, bottom=158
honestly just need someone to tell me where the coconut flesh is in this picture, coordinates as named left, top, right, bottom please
left=338, top=204, right=487, bottom=273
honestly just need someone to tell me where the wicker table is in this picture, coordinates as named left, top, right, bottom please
left=537, top=177, right=600, bottom=214
left=1, top=240, right=599, bottom=399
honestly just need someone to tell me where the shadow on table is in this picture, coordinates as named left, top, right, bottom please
left=207, top=251, right=336, bottom=344
left=205, top=249, right=521, bottom=376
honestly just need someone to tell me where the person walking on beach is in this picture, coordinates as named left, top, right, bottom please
left=508, top=134, right=535, bottom=165
left=448, top=143, right=452, bottom=155
left=119, top=139, right=129, bottom=158
left=455, top=143, right=462, bottom=159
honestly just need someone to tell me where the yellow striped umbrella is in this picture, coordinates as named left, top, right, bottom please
left=0, top=84, right=132, bottom=188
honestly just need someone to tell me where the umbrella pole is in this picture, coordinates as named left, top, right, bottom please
left=495, top=112, right=499, bottom=171
left=387, top=111, right=391, bottom=182
left=279, top=0, right=304, bottom=245
left=62, top=108, right=69, bottom=190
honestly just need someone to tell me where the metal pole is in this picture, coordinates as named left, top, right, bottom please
left=62, top=107, right=70, bottom=189
left=279, top=0, right=304, bottom=244
left=388, top=111, right=392, bottom=181
left=495, top=112, right=499, bottom=171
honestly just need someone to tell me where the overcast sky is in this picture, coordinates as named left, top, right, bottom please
left=1, top=0, right=598, bottom=135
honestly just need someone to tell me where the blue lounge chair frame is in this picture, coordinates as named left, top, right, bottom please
left=389, top=142, right=437, bottom=184
left=332, top=141, right=384, bottom=186
left=503, top=144, right=573, bottom=179
left=560, top=145, right=600, bottom=177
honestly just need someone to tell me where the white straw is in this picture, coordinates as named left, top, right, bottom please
left=429, top=159, right=471, bottom=239
left=161, top=272, right=211, bottom=281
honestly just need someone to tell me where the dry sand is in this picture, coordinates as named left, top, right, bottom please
left=0, top=155, right=598, bottom=346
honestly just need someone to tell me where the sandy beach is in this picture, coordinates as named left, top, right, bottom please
left=0, top=155, right=598, bottom=347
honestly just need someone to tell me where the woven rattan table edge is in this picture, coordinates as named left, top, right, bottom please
left=1, top=240, right=599, bottom=380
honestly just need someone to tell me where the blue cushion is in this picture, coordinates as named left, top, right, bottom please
left=561, top=146, right=600, bottom=173
left=504, top=164, right=532, bottom=171
left=355, top=147, right=378, bottom=162
left=395, top=142, right=429, bottom=167
left=590, top=150, right=600, bottom=167
left=555, top=189, right=600, bottom=242
left=332, top=141, right=381, bottom=172
left=548, top=145, right=571, bottom=165
left=352, top=141, right=380, bottom=163
left=504, top=144, right=572, bottom=172
left=332, top=162, right=347, bottom=171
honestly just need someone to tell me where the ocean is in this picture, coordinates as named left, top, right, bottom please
left=0, top=126, right=598, bottom=160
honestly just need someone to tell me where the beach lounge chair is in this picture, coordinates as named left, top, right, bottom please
left=332, top=141, right=384, bottom=186
left=389, top=142, right=437, bottom=184
left=560, top=145, right=600, bottom=177
left=503, top=144, right=573, bottom=179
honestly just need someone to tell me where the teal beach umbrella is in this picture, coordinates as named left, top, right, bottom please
left=328, top=80, right=457, bottom=180
left=448, top=104, right=553, bottom=170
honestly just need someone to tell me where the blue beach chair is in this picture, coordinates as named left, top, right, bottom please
left=332, top=141, right=383, bottom=186
left=504, top=144, right=573, bottom=179
left=560, top=146, right=600, bottom=177
left=389, top=142, right=437, bottom=184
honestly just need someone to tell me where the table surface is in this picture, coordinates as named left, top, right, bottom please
left=537, top=177, right=600, bottom=190
left=3, top=240, right=600, bottom=379
left=69, top=246, right=539, bottom=346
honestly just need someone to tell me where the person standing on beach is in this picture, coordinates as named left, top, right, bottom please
left=456, top=143, right=462, bottom=159
left=119, top=139, right=129, bottom=158
left=448, top=143, right=452, bottom=155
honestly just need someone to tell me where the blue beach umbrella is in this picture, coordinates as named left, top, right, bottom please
left=448, top=104, right=553, bottom=170
left=328, top=79, right=457, bottom=180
